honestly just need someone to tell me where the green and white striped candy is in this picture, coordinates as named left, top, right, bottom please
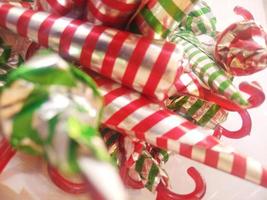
left=168, top=30, right=248, bottom=107
left=0, top=50, right=109, bottom=174
left=180, top=0, right=217, bottom=37
left=132, top=0, right=198, bottom=39
left=167, top=95, right=228, bottom=129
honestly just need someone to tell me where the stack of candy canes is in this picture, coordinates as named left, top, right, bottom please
left=0, top=0, right=267, bottom=199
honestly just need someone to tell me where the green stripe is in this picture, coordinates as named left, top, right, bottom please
left=189, top=7, right=210, bottom=17
left=199, top=63, right=214, bottom=80
left=197, top=21, right=207, bottom=34
left=135, top=154, right=145, bottom=174
left=140, top=6, right=170, bottom=38
left=188, top=49, right=201, bottom=60
left=145, top=163, right=159, bottom=191
left=198, top=104, right=220, bottom=126
left=218, top=80, right=231, bottom=93
left=158, top=0, right=185, bottom=22
left=208, top=71, right=223, bottom=87
left=187, top=99, right=204, bottom=116
left=185, top=16, right=193, bottom=30
left=230, top=93, right=248, bottom=106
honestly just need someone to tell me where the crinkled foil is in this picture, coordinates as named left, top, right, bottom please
left=0, top=50, right=106, bottom=174
left=215, top=20, right=267, bottom=76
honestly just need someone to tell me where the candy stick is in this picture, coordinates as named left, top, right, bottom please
left=91, top=74, right=267, bottom=188
left=180, top=0, right=217, bottom=37
left=131, top=0, right=199, bottom=39
left=86, top=0, right=141, bottom=28
left=0, top=3, right=187, bottom=102
left=167, top=95, right=228, bottom=129
left=168, top=30, right=249, bottom=107
left=36, top=0, right=75, bottom=16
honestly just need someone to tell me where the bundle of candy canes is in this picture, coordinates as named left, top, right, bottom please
left=0, top=0, right=267, bottom=199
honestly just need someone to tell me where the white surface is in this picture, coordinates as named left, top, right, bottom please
left=129, top=1, right=267, bottom=199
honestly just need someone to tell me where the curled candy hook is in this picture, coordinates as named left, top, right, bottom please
left=234, top=6, right=254, bottom=20
left=47, top=164, right=88, bottom=194
left=0, top=138, right=16, bottom=173
left=119, top=164, right=144, bottom=189
left=156, top=167, right=206, bottom=200
left=202, top=81, right=265, bottom=111
left=213, top=109, right=251, bottom=139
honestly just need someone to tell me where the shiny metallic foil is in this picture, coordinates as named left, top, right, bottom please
left=86, top=0, right=141, bottom=28
left=216, top=20, right=267, bottom=76
left=0, top=50, right=106, bottom=175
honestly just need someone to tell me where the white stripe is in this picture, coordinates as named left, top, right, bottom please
left=217, top=152, right=234, bottom=173
left=245, top=157, right=262, bottom=184
left=118, top=104, right=158, bottom=131
left=178, top=127, right=209, bottom=146
left=6, top=6, right=25, bottom=33
left=68, top=23, right=92, bottom=59
left=48, top=17, right=72, bottom=51
left=134, top=41, right=162, bottom=92
left=103, top=93, right=141, bottom=122
left=98, top=83, right=122, bottom=97
left=27, top=12, right=50, bottom=42
left=91, top=29, right=117, bottom=72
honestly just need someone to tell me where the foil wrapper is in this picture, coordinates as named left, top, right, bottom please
left=180, top=0, right=217, bottom=37
left=167, top=95, right=228, bottom=129
left=0, top=4, right=189, bottom=102
left=86, top=0, right=141, bottom=28
left=168, top=30, right=249, bottom=107
left=91, top=73, right=267, bottom=188
left=0, top=50, right=107, bottom=175
left=215, top=15, right=267, bottom=76
left=131, top=0, right=199, bottom=39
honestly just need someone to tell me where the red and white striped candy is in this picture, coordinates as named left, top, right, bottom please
left=0, top=3, right=186, bottom=102
left=91, top=73, right=267, bottom=188
left=86, top=0, right=141, bottom=28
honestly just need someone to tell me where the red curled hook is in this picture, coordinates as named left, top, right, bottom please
left=119, top=164, right=144, bottom=189
left=156, top=167, right=206, bottom=200
left=47, top=164, right=88, bottom=194
left=213, top=109, right=251, bottom=139
left=0, top=138, right=16, bottom=173
left=202, top=81, right=265, bottom=111
left=234, top=6, right=254, bottom=20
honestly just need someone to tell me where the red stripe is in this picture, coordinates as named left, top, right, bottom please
left=121, top=37, right=151, bottom=87
left=179, top=143, right=193, bottom=158
left=101, top=31, right=130, bottom=77
left=204, top=148, right=219, bottom=168
left=134, top=14, right=155, bottom=39
left=231, top=154, right=247, bottom=178
left=87, top=0, right=130, bottom=26
left=105, top=98, right=149, bottom=127
left=38, top=15, right=57, bottom=47
left=156, top=126, right=185, bottom=149
left=0, top=4, right=13, bottom=28
left=80, top=26, right=106, bottom=68
left=59, top=19, right=82, bottom=58
left=261, top=168, right=267, bottom=187
left=17, top=9, right=35, bottom=37
left=142, top=43, right=176, bottom=98
left=102, top=0, right=140, bottom=12
left=180, top=120, right=197, bottom=129
left=104, top=87, right=129, bottom=105
left=132, top=110, right=167, bottom=140
left=196, top=136, right=218, bottom=149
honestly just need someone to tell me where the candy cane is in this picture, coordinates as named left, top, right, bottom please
left=91, top=74, right=267, bottom=188
left=0, top=3, right=187, bottom=102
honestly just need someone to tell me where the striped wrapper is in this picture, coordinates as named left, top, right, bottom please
left=131, top=0, right=198, bottom=39
left=168, top=30, right=249, bottom=107
left=0, top=3, right=188, bottom=102
left=91, top=73, right=267, bottom=188
left=101, top=127, right=169, bottom=191
left=86, top=0, right=141, bottom=28
left=215, top=20, right=267, bottom=76
left=167, top=95, right=228, bottom=129
left=180, top=0, right=217, bottom=37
